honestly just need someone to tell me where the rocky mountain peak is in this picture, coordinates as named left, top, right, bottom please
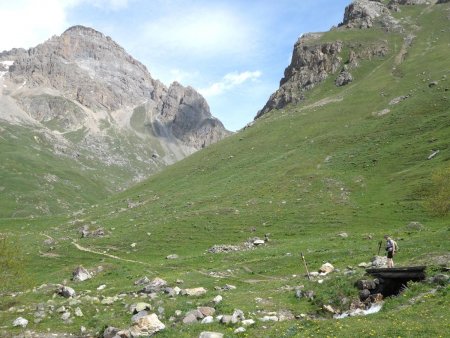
left=0, top=25, right=230, bottom=193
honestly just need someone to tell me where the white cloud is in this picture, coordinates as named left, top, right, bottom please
left=0, top=0, right=77, bottom=51
left=90, top=0, right=130, bottom=11
left=141, top=5, right=257, bottom=60
left=200, top=71, right=262, bottom=97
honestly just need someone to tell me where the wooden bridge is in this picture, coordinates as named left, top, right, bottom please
left=365, top=266, right=426, bottom=296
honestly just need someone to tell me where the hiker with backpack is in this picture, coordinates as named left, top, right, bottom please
left=384, top=235, right=398, bottom=268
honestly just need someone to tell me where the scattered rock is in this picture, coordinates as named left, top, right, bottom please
left=356, top=280, right=377, bottom=290
left=389, top=95, right=409, bottom=105
left=131, top=302, right=152, bottom=314
left=61, top=311, right=71, bottom=321
left=234, top=327, right=246, bottom=334
left=213, top=295, right=223, bottom=304
left=260, top=315, right=279, bottom=322
left=323, top=305, right=336, bottom=314
left=182, top=287, right=207, bottom=296
left=72, top=265, right=92, bottom=282
left=132, top=311, right=148, bottom=323
left=431, top=274, right=449, bottom=285
left=406, top=221, right=424, bottom=231
left=166, top=254, right=179, bottom=259
left=198, top=307, right=216, bottom=317
left=231, top=309, right=245, bottom=323
left=75, top=307, right=83, bottom=317
left=241, top=319, right=255, bottom=326
left=371, top=255, right=387, bottom=268
left=141, top=277, right=168, bottom=293
left=97, top=284, right=107, bottom=290
left=223, top=284, right=236, bottom=291
left=182, top=313, right=199, bottom=324
left=13, top=317, right=28, bottom=328
left=359, top=289, right=371, bottom=301
left=129, top=313, right=165, bottom=336
left=429, top=81, right=438, bottom=87
left=103, top=326, right=120, bottom=338
left=252, top=239, right=265, bottom=246
left=335, top=71, right=353, bottom=86
left=201, top=316, right=214, bottom=324
left=319, top=263, right=335, bottom=274
left=57, top=285, right=76, bottom=298
left=338, top=232, right=349, bottom=238
left=199, top=332, right=224, bottom=338
left=101, top=296, right=118, bottom=305
left=134, top=276, right=150, bottom=285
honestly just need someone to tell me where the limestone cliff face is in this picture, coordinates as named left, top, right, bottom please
left=256, top=34, right=343, bottom=118
left=1, top=25, right=229, bottom=164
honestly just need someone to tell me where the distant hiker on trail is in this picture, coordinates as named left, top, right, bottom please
left=384, top=235, right=398, bottom=268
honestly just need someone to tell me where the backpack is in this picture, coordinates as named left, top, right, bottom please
left=392, top=240, right=399, bottom=252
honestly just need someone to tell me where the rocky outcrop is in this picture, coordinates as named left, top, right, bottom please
left=256, top=34, right=343, bottom=118
left=339, top=0, right=394, bottom=29
left=5, top=25, right=229, bottom=151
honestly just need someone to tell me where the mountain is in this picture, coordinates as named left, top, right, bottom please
left=0, top=25, right=230, bottom=217
left=1, top=1, right=449, bottom=337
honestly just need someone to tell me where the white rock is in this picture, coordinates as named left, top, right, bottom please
left=97, top=284, right=106, bottom=290
left=234, top=327, right=246, bottom=333
left=309, top=271, right=319, bottom=277
left=318, top=279, right=324, bottom=284
left=61, top=312, right=71, bottom=321
left=201, top=316, right=214, bottom=324
left=75, top=307, right=83, bottom=317
left=131, top=243, right=137, bottom=248
left=72, top=265, right=92, bottom=282
left=199, top=332, right=224, bottom=338
left=129, top=313, right=165, bottom=336
left=319, top=263, right=335, bottom=274
left=260, top=315, right=278, bottom=322
left=213, top=295, right=223, bottom=304
left=253, top=239, right=265, bottom=246
left=241, top=319, right=255, bottom=326
left=183, top=287, right=207, bottom=296
left=13, top=317, right=28, bottom=328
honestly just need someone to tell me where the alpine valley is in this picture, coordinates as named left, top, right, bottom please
left=0, top=1, right=449, bottom=337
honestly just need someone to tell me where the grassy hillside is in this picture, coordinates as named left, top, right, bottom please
left=1, top=2, right=449, bottom=337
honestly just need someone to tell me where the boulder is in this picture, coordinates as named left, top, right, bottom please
left=141, top=277, right=168, bottom=293
left=75, top=307, right=83, bottom=317
left=129, top=313, right=165, bottom=337
left=198, top=307, right=216, bottom=317
left=371, top=255, right=388, bottom=268
left=182, top=313, right=198, bottom=324
left=335, top=71, right=353, bottom=86
left=234, top=327, right=246, bottom=334
left=260, top=315, right=279, bottom=322
left=101, top=296, right=118, bottom=305
left=61, top=312, right=71, bottom=321
left=132, top=311, right=149, bottom=323
left=231, top=309, right=245, bottom=323
left=103, top=326, right=120, bottom=338
left=57, top=285, right=76, bottom=298
left=72, top=265, right=92, bottom=282
left=356, top=279, right=377, bottom=290
left=359, top=289, right=371, bottom=301
left=13, top=317, right=28, bottom=328
left=253, top=239, right=265, bottom=246
left=182, top=287, right=207, bottom=296
left=323, top=305, right=336, bottom=314
left=319, top=263, right=335, bottom=274
left=201, top=316, right=214, bottom=324
left=241, top=319, right=255, bottom=326
left=213, top=295, right=223, bottom=304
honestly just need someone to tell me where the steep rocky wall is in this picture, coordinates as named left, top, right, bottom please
left=256, top=34, right=343, bottom=118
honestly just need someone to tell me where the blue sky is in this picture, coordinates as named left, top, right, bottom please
left=0, top=0, right=351, bottom=131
